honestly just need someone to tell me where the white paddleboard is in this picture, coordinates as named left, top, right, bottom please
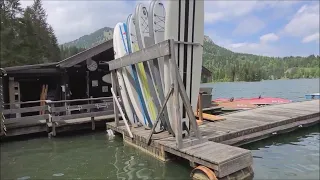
left=135, top=3, right=163, bottom=132
left=148, top=0, right=174, bottom=134
left=149, top=0, right=166, bottom=89
left=126, top=14, right=152, bottom=128
left=165, top=0, right=204, bottom=134
left=113, top=22, right=136, bottom=126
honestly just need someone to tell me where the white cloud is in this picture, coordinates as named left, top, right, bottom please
left=233, top=16, right=265, bottom=35
left=260, top=33, right=279, bottom=43
left=204, top=1, right=303, bottom=24
left=204, top=12, right=224, bottom=23
left=302, top=33, right=320, bottom=43
left=22, top=1, right=135, bottom=44
left=227, top=42, right=280, bottom=56
left=204, top=1, right=258, bottom=23
left=283, top=3, right=319, bottom=38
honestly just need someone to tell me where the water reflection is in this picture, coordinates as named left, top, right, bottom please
left=242, top=126, right=320, bottom=180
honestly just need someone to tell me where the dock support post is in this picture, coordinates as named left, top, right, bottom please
left=172, top=55, right=202, bottom=140
left=50, top=102, right=56, bottom=137
left=90, top=97, right=95, bottom=131
left=111, top=70, right=119, bottom=127
left=111, top=87, right=133, bottom=138
left=170, top=39, right=183, bottom=149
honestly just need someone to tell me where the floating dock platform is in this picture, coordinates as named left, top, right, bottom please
left=107, top=100, right=319, bottom=180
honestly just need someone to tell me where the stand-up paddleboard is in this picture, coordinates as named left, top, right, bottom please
left=113, top=22, right=136, bottom=126
left=149, top=0, right=165, bottom=89
left=135, top=3, right=163, bottom=132
left=117, top=22, right=147, bottom=127
left=148, top=0, right=174, bottom=134
left=165, top=0, right=204, bottom=134
left=126, top=14, right=152, bottom=128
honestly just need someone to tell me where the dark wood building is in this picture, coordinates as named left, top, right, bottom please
left=201, top=66, right=212, bottom=83
left=2, top=39, right=114, bottom=107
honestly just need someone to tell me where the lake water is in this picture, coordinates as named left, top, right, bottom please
left=1, top=78, right=319, bottom=180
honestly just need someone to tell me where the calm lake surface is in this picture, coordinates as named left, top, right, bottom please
left=1, top=78, right=319, bottom=180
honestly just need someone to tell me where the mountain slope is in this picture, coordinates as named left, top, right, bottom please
left=62, top=27, right=319, bottom=82
left=62, top=27, right=113, bottom=49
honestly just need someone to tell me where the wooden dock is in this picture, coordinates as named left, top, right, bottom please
left=106, top=100, right=319, bottom=179
left=1, top=97, right=118, bottom=137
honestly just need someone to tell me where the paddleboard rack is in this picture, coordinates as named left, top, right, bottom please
left=108, top=39, right=202, bottom=149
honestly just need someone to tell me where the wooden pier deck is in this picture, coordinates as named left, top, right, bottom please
left=1, top=97, right=118, bottom=137
left=106, top=100, right=319, bottom=179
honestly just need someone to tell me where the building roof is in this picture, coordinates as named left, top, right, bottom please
left=4, top=39, right=113, bottom=75
left=202, top=66, right=212, bottom=77
left=4, top=39, right=211, bottom=77
left=57, top=39, right=113, bottom=68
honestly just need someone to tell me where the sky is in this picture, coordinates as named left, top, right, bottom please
left=20, top=0, right=320, bottom=57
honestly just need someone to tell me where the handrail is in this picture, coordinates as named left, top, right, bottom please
left=3, top=100, right=47, bottom=106
left=3, top=97, right=116, bottom=106
left=46, top=96, right=115, bottom=104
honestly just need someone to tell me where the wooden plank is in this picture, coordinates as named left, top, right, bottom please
left=227, top=111, right=288, bottom=122
left=58, top=39, right=113, bottom=68
left=225, top=117, right=270, bottom=125
left=195, top=113, right=225, bottom=122
left=3, top=106, right=48, bottom=115
left=52, top=110, right=113, bottom=121
left=254, top=109, right=317, bottom=118
left=48, top=96, right=113, bottom=104
left=51, top=101, right=113, bottom=113
left=111, top=70, right=119, bottom=126
left=5, top=114, right=49, bottom=124
left=171, top=51, right=201, bottom=139
left=111, top=87, right=133, bottom=138
left=108, top=40, right=170, bottom=70
left=218, top=153, right=253, bottom=178
left=147, top=86, right=174, bottom=145
left=221, top=116, right=320, bottom=146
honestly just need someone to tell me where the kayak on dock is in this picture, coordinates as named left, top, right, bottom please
left=305, top=93, right=320, bottom=100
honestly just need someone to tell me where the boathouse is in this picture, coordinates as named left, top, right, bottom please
left=2, top=40, right=114, bottom=105
left=1, top=40, right=116, bottom=137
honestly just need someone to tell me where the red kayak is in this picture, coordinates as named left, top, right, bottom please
left=214, top=96, right=292, bottom=105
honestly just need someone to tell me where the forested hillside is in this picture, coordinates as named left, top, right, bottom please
left=1, top=0, right=60, bottom=67
left=1, top=0, right=319, bottom=82
left=62, top=27, right=113, bottom=49
left=203, top=36, right=319, bottom=82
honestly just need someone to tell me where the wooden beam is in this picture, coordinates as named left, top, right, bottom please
left=171, top=48, right=201, bottom=140
left=111, top=70, right=119, bottom=126
left=51, top=110, right=113, bottom=122
left=47, top=96, right=113, bottom=104
left=111, top=87, right=133, bottom=138
left=50, top=102, right=113, bottom=113
left=147, top=85, right=174, bottom=145
left=58, top=40, right=113, bottom=68
left=108, top=40, right=170, bottom=70
left=3, top=106, right=48, bottom=115
left=170, top=39, right=183, bottom=149
left=5, top=114, right=49, bottom=124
